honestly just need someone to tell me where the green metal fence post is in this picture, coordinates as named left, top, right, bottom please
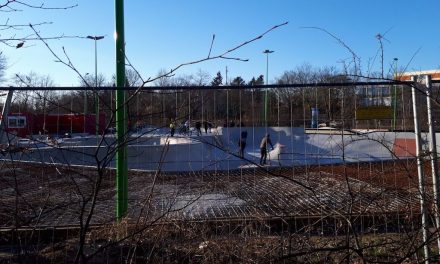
left=115, top=0, right=128, bottom=220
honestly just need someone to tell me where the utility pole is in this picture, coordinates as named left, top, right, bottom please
left=225, top=66, right=228, bottom=85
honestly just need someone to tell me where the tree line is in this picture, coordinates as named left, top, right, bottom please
left=2, top=64, right=359, bottom=130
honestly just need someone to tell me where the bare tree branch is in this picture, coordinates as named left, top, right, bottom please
left=28, top=23, right=91, bottom=87
left=207, top=34, right=215, bottom=58
left=302, top=26, right=361, bottom=76
left=135, top=21, right=288, bottom=86
left=0, top=0, right=77, bottom=11
left=0, top=1, right=78, bottom=47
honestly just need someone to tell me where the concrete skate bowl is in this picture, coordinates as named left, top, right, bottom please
left=0, top=127, right=423, bottom=173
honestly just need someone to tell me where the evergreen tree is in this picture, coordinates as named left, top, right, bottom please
left=230, top=76, right=245, bottom=86
left=248, top=75, right=264, bottom=86
left=255, top=75, right=264, bottom=85
left=248, top=77, right=256, bottom=86
left=211, top=71, right=223, bottom=86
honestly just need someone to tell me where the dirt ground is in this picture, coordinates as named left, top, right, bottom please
left=0, top=159, right=425, bottom=228
left=1, top=158, right=436, bottom=263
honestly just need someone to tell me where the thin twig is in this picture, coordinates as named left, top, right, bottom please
left=207, top=34, right=215, bottom=58
left=138, top=21, right=288, bottom=86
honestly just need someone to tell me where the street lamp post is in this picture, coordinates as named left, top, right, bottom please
left=87, top=35, right=105, bottom=136
left=393, top=58, right=398, bottom=131
left=83, top=73, right=89, bottom=133
left=263, top=49, right=274, bottom=127
left=84, top=72, right=89, bottom=113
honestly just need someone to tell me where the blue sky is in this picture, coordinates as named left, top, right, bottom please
left=2, top=0, right=440, bottom=86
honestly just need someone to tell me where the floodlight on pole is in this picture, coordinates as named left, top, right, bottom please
left=263, top=49, right=274, bottom=127
left=83, top=73, right=89, bottom=133
left=393, top=58, right=398, bottom=131
left=87, top=35, right=105, bottom=136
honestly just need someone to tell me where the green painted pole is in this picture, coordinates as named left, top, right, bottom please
left=115, top=0, right=128, bottom=220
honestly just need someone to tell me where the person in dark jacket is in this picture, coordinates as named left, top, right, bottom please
left=238, top=130, right=248, bottom=158
left=260, top=133, right=274, bottom=165
left=169, top=119, right=176, bottom=137
left=195, top=121, right=202, bottom=136
left=203, top=121, right=209, bottom=134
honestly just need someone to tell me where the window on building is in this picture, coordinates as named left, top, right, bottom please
left=8, top=116, right=26, bottom=128
left=358, top=86, right=392, bottom=107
